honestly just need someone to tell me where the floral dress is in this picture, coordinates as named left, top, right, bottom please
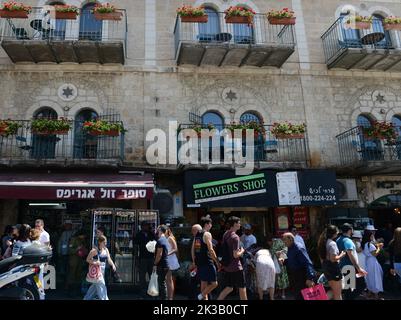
left=270, top=238, right=289, bottom=290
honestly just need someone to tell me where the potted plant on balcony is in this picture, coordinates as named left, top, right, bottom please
left=345, top=15, right=373, bottom=30
left=383, top=16, right=401, bottom=30
left=227, top=121, right=265, bottom=139
left=267, top=8, right=296, bottom=25
left=224, top=6, right=255, bottom=25
left=83, top=120, right=125, bottom=136
left=54, top=5, right=79, bottom=20
left=92, top=3, right=122, bottom=21
left=0, top=120, right=21, bottom=137
left=361, top=121, right=397, bottom=144
left=178, top=123, right=215, bottom=138
left=31, top=118, right=72, bottom=135
left=0, top=1, right=31, bottom=19
left=271, top=122, right=306, bottom=139
left=177, top=5, right=208, bottom=23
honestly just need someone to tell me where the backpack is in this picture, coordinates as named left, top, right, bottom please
left=220, top=234, right=233, bottom=267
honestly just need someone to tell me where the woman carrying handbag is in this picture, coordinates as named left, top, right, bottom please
left=84, top=235, right=116, bottom=300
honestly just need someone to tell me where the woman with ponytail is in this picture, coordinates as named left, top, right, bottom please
left=317, top=225, right=346, bottom=300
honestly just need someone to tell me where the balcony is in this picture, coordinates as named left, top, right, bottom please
left=336, top=126, right=401, bottom=174
left=322, top=18, right=401, bottom=71
left=177, top=124, right=308, bottom=169
left=0, top=8, right=127, bottom=64
left=0, top=120, right=124, bottom=167
left=174, top=13, right=296, bottom=68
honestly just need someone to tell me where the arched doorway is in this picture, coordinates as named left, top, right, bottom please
left=31, top=107, right=58, bottom=159
left=74, top=109, right=98, bottom=159
left=79, top=2, right=102, bottom=41
left=202, top=111, right=224, bottom=129
left=240, top=111, right=264, bottom=160
left=357, top=114, right=383, bottom=160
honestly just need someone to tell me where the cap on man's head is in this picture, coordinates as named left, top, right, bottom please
left=341, top=223, right=353, bottom=233
left=243, top=224, right=252, bottom=230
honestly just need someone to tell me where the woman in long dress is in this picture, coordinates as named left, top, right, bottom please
left=251, top=248, right=276, bottom=300
left=269, top=237, right=289, bottom=299
left=362, top=230, right=384, bottom=300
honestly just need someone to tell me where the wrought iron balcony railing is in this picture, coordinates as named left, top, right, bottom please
left=0, top=120, right=124, bottom=163
left=336, top=126, right=401, bottom=166
left=177, top=124, right=308, bottom=165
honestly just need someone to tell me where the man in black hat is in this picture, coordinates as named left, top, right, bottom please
left=337, top=223, right=367, bottom=300
left=135, top=221, right=155, bottom=297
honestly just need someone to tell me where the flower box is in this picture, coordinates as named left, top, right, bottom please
left=355, top=22, right=371, bottom=29
left=275, top=133, right=305, bottom=139
left=180, top=15, right=208, bottom=23
left=33, top=129, right=69, bottom=135
left=88, top=129, right=119, bottom=136
left=225, top=15, right=253, bottom=24
left=94, top=11, right=122, bottom=21
left=55, top=11, right=78, bottom=20
left=268, top=17, right=296, bottom=25
left=383, top=23, right=401, bottom=30
left=0, top=9, right=28, bottom=18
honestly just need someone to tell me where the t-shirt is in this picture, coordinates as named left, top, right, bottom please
left=295, top=234, right=306, bottom=250
left=39, top=230, right=50, bottom=245
left=337, top=235, right=358, bottom=269
left=240, top=234, right=257, bottom=250
left=223, top=231, right=243, bottom=273
left=326, top=239, right=339, bottom=261
left=155, top=236, right=169, bottom=269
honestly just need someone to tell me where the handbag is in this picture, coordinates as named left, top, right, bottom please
left=147, top=271, right=159, bottom=297
left=301, top=283, right=329, bottom=300
left=86, top=251, right=104, bottom=284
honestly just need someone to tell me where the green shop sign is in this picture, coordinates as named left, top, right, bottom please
left=193, top=173, right=267, bottom=204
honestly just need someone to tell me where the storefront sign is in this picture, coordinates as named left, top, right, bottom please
left=0, top=186, right=153, bottom=200
left=298, top=170, right=338, bottom=206
left=277, top=172, right=301, bottom=206
left=368, top=176, right=401, bottom=204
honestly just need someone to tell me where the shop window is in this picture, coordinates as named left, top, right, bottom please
left=198, top=7, right=220, bottom=42
left=79, top=2, right=102, bottom=41
left=74, top=109, right=98, bottom=159
left=30, top=107, right=58, bottom=159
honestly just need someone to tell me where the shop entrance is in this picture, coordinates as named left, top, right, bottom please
left=369, top=193, right=401, bottom=228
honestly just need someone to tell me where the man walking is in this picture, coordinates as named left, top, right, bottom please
left=35, top=219, right=50, bottom=246
left=153, top=225, right=169, bottom=300
left=336, top=223, right=367, bottom=300
left=289, top=225, right=306, bottom=250
left=135, top=221, right=155, bottom=297
left=218, top=216, right=247, bottom=300
left=281, top=233, right=315, bottom=300
left=192, top=217, right=220, bottom=300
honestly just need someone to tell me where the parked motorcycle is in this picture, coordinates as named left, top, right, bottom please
left=0, top=245, right=52, bottom=300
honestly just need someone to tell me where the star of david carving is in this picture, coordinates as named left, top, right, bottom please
left=225, top=90, right=237, bottom=102
left=62, top=87, right=74, bottom=99
left=376, top=93, right=385, bottom=103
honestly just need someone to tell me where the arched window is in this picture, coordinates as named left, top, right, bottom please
left=49, top=1, right=66, bottom=40
left=357, top=114, right=373, bottom=128
left=74, top=109, right=99, bottom=159
left=31, top=107, right=58, bottom=159
left=79, top=2, right=102, bottom=41
left=240, top=112, right=262, bottom=124
left=372, top=14, right=392, bottom=48
left=198, top=7, right=220, bottom=42
left=202, top=111, right=224, bottom=130
left=392, top=115, right=401, bottom=135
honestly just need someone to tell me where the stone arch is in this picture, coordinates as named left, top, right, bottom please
left=37, top=0, right=81, bottom=7
left=68, top=101, right=104, bottom=119
left=234, top=106, right=268, bottom=124
left=368, top=6, right=394, bottom=18
left=334, top=4, right=358, bottom=19
left=194, top=0, right=223, bottom=11
left=199, top=107, right=229, bottom=125
left=227, top=0, right=259, bottom=12
left=386, top=108, right=401, bottom=122
left=350, top=106, right=381, bottom=127
left=26, top=100, right=64, bottom=120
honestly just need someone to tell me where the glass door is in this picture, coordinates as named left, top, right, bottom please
left=113, top=210, right=137, bottom=283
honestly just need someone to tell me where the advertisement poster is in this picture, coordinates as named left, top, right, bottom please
left=276, top=172, right=301, bottom=206
left=274, top=207, right=290, bottom=237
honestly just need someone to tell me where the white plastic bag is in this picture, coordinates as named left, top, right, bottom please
left=146, top=240, right=157, bottom=253
left=147, top=271, right=159, bottom=297
left=273, top=255, right=281, bottom=274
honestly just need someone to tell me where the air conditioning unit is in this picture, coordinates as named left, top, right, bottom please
left=336, top=179, right=358, bottom=201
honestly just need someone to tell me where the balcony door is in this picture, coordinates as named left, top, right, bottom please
left=198, top=7, right=220, bottom=42
left=372, top=15, right=391, bottom=48
left=358, top=114, right=383, bottom=160
left=340, top=13, right=361, bottom=48
left=202, top=111, right=224, bottom=161
left=49, top=1, right=66, bottom=40
left=392, top=115, right=401, bottom=160
left=240, top=112, right=263, bottom=160
left=31, top=108, right=58, bottom=159
left=74, top=109, right=98, bottom=159
left=233, top=22, right=254, bottom=44
left=79, top=3, right=102, bottom=41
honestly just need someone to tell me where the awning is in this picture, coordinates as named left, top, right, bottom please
left=0, top=173, right=154, bottom=200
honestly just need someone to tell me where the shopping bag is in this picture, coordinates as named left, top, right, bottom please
left=86, top=263, right=103, bottom=284
left=147, top=271, right=159, bottom=297
left=146, top=240, right=157, bottom=253
left=273, top=255, right=281, bottom=274
left=301, top=284, right=328, bottom=300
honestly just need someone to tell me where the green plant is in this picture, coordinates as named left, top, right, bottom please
left=1, top=1, right=31, bottom=12
left=0, top=120, right=21, bottom=137
left=271, top=122, right=306, bottom=136
left=362, top=121, right=397, bottom=143
left=83, top=120, right=125, bottom=134
left=224, top=6, right=256, bottom=18
left=31, top=118, right=71, bottom=133
left=176, top=5, right=205, bottom=17
left=267, top=8, right=295, bottom=19
left=346, top=15, right=373, bottom=24
left=383, top=16, right=401, bottom=24
left=92, top=3, right=116, bottom=14
left=54, top=5, right=79, bottom=14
